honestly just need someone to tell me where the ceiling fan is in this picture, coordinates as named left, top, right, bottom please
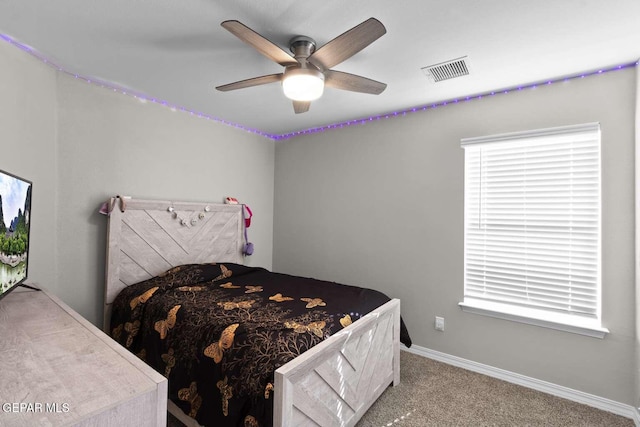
left=215, top=18, right=387, bottom=114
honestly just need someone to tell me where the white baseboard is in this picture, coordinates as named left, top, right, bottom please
left=403, top=344, right=639, bottom=425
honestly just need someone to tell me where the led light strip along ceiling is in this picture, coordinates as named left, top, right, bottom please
left=1, top=34, right=637, bottom=141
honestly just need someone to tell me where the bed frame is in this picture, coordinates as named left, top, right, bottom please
left=103, top=196, right=401, bottom=427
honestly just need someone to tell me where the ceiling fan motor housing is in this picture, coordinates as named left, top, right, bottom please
left=289, top=36, right=316, bottom=59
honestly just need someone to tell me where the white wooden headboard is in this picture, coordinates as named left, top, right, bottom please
left=103, top=197, right=244, bottom=330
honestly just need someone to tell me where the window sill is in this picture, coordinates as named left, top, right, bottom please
left=458, top=300, right=609, bottom=339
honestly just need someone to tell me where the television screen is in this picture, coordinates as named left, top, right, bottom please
left=0, top=169, right=32, bottom=301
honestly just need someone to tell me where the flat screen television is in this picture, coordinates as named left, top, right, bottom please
left=0, top=169, right=32, bottom=301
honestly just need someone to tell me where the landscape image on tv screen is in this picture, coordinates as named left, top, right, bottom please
left=0, top=170, right=32, bottom=299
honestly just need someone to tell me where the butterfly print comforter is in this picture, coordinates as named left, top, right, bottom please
left=110, top=263, right=411, bottom=427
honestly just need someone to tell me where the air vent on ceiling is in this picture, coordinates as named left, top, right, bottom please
left=422, top=57, right=470, bottom=83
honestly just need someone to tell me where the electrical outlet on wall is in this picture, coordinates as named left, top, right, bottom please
left=435, top=316, right=445, bottom=331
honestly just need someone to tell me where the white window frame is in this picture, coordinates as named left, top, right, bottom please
left=459, top=123, right=609, bottom=338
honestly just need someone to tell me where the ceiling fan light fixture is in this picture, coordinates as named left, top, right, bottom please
left=217, top=18, right=387, bottom=113
left=282, top=67, right=325, bottom=101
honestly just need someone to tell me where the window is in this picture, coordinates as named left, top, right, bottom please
left=459, top=123, right=608, bottom=338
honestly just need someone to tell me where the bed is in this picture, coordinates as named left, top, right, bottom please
left=103, top=197, right=410, bottom=427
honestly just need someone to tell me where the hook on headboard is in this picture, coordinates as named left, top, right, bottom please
left=98, top=195, right=129, bottom=216
left=116, top=195, right=126, bottom=212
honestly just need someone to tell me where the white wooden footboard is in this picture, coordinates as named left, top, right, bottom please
left=274, top=298, right=401, bottom=427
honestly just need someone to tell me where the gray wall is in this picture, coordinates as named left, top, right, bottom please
left=635, top=67, right=640, bottom=411
left=0, top=40, right=58, bottom=295
left=0, top=41, right=275, bottom=326
left=274, top=67, right=638, bottom=406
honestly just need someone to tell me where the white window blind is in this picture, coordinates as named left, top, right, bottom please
left=461, top=123, right=602, bottom=331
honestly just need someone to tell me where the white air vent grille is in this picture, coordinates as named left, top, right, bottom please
left=422, top=57, right=470, bottom=82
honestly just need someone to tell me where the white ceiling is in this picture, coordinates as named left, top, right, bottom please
left=1, top=1, right=639, bottom=137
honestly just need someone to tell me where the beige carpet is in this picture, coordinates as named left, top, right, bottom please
left=356, top=351, right=633, bottom=427
left=168, top=350, right=634, bottom=426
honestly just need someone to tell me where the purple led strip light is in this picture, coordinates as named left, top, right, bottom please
left=0, top=33, right=277, bottom=139
left=2, top=33, right=637, bottom=141
left=274, top=61, right=639, bottom=140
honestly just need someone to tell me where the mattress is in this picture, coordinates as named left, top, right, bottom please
left=110, top=262, right=411, bottom=427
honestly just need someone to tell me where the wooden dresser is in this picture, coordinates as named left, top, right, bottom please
left=0, top=287, right=167, bottom=426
